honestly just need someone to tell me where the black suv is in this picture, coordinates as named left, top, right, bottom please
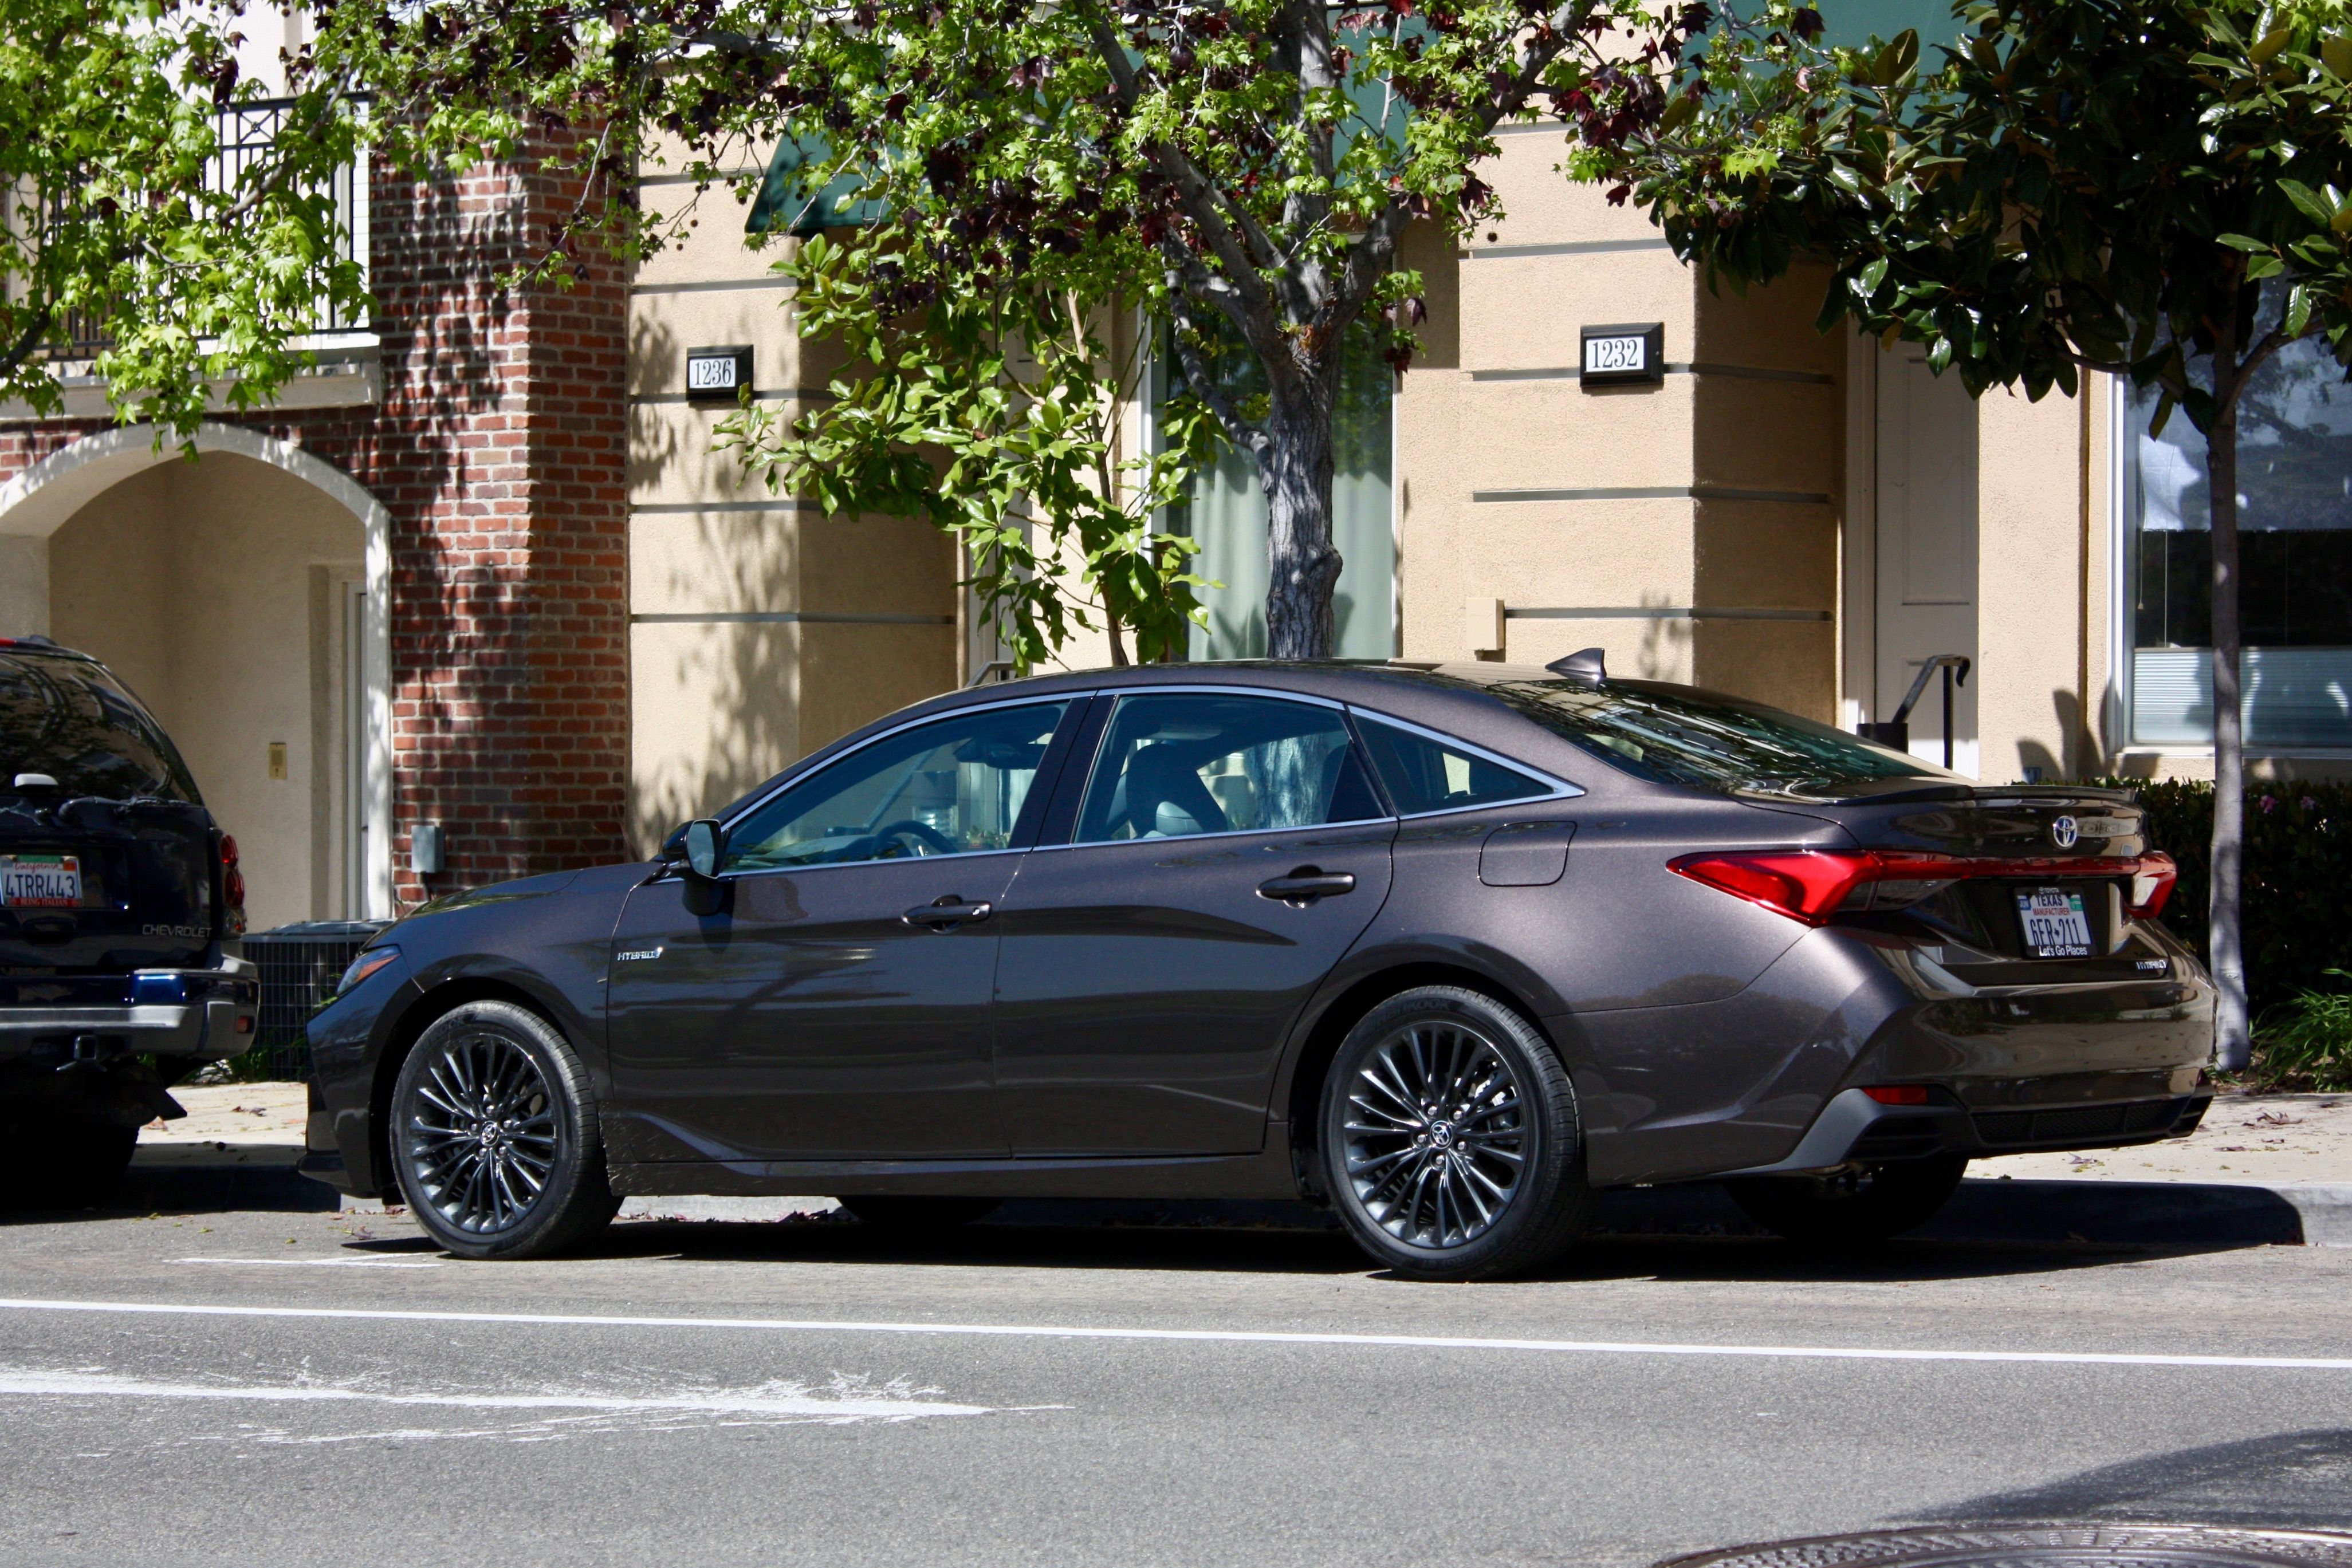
left=0, top=637, right=256, bottom=1200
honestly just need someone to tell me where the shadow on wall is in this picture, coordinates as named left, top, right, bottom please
left=624, top=298, right=809, bottom=856
left=1636, top=589, right=1694, bottom=680
left=1916, top=1428, right=2352, bottom=1532
left=2013, top=688, right=2087, bottom=783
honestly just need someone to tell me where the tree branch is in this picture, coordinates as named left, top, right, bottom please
left=1167, top=289, right=1271, bottom=462
left=0, top=307, right=56, bottom=389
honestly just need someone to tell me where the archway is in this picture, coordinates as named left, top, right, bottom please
left=0, top=423, right=392, bottom=920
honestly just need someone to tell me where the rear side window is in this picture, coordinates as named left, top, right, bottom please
left=0, top=653, right=198, bottom=802
left=1353, top=718, right=1555, bottom=816
left=1075, top=694, right=1383, bottom=843
left=1485, top=677, right=1950, bottom=798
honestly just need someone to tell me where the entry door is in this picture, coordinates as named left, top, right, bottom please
left=1875, top=350, right=1980, bottom=776
left=990, top=691, right=1395, bottom=1156
left=605, top=699, right=1074, bottom=1163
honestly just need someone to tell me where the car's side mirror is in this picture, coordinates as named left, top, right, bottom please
left=682, top=818, right=726, bottom=881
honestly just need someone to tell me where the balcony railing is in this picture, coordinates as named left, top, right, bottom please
left=47, top=95, right=369, bottom=360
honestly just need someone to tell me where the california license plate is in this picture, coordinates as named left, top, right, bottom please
left=2016, top=885, right=2091, bottom=958
left=1, top=854, right=81, bottom=908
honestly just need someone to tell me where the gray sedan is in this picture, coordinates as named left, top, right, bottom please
left=303, top=656, right=2213, bottom=1279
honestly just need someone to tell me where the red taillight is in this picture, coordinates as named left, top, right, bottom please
left=219, top=834, right=239, bottom=868
left=1672, top=848, right=2182, bottom=927
left=224, top=866, right=246, bottom=908
left=1668, top=850, right=1879, bottom=924
left=2129, top=852, right=2176, bottom=919
left=1862, top=1084, right=1932, bottom=1105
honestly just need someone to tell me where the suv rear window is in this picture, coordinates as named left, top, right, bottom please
left=0, top=653, right=199, bottom=802
left=1485, top=677, right=1957, bottom=800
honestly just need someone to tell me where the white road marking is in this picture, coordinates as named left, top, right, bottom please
left=1, top=1295, right=2347, bottom=1372
left=0, top=1366, right=992, bottom=1430
left=172, top=1258, right=443, bottom=1270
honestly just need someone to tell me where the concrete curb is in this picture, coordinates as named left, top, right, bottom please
left=121, top=1161, right=2352, bottom=1248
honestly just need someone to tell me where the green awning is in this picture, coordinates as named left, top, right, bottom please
left=746, top=135, right=888, bottom=237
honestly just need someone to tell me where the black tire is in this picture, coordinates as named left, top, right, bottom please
left=1727, top=1156, right=1969, bottom=1246
left=2, top=1118, right=137, bottom=1209
left=839, top=1195, right=1001, bottom=1233
left=390, top=1000, right=620, bottom=1260
left=1319, top=986, right=1593, bottom=1282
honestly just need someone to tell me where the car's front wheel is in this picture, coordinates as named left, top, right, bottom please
left=391, top=1000, right=620, bottom=1259
left=1319, top=986, right=1593, bottom=1282
left=1726, top=1156, right=1968, bottom=1246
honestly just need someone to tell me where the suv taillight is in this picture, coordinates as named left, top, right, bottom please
left=1670, top=848, right=2180, bottom=927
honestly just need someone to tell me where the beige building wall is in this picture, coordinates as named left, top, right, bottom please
left=1401, top=129, right=1842, bottom=719
left=627, top=150, right=955, bottom=854
left=48, top=454, right=364, bottom=929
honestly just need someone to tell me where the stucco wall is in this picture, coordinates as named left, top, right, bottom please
left=49, top=452, right=364, bottom=930
left=1399, top=133, right=1841, bottom=718
left=627, top=155, right=954, bottom=854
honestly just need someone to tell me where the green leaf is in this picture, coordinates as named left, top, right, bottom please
left=2287, top=283, right=2315, bottom=337
left=2279, top=179, right=2335, bottom=224
left=2219, top=233, right=2273, bottom=251
left=2245, top=253, right=2286, bottom=279
left=2250, top=27, right=2294, bottom=66
left=1658, top=94, right=1698, bottom=136
left=2325, top=36, right=2352, bottom=78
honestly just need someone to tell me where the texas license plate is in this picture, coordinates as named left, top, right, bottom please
left=2016, top=885, right=2091, bottom=958
left=1, top=854, right=81, bottom=908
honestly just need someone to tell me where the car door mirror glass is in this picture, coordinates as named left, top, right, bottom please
left=682, top=818, right=725, bottom=879
left=1073, top=694, right=1385, bottom=845
left=717, top=701, right=1071, bottom=874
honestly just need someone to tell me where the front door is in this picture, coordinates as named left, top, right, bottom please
left=605, top=699, right=1074, bottom=1163
left=991, top=691, right=1395, bottom=1156
left=1875, top=348, right=1980, bottom=776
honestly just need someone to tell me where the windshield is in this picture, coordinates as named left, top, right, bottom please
left=1485, top=677, right=1961, bottom=800
left=0, top=653, right=200, bottom=802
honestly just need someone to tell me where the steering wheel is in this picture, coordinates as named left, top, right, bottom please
left=871, top=818, right=958, bottom=858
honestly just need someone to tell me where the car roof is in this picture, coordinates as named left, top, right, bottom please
left=705, top=659, right=1644, bottom=830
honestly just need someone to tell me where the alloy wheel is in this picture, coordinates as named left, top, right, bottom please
left=402, top=1030, right=560, bottom=1235
left=1340, top=1021, right=1529, bottom=1250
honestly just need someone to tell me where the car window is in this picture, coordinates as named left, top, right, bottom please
left=720, top=702, right=1070, bottom=872
left=1352, top=717, right=1555, bottom=815
left=1485, top=677, right=1956, bottom=799
left=1073, top=693, right=1385, bottom=844
left=0, top=652, right=199, bottom=802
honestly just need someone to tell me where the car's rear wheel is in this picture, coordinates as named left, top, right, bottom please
left=1727, top=1156, right=1968, bottom=1246
left=1319, top=986, right=1593, bottom=1282
left=391, top=1000, right=619, bottom=1259
left=839, top=1196, right=1001, bottom=1233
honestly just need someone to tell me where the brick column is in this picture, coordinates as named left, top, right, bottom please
left=365, top=138, right=632, bottom=907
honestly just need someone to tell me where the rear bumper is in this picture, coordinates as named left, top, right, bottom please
left=0, top=965, right=259, bottom=1062
left=1729, top=1085, right=2212, bottom=1175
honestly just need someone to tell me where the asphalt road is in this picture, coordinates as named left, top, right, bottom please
left=3, top=1187, right=2350, bottom=1568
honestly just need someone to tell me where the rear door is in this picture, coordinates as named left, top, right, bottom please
left=989, top=690, right=1395, bottom=1156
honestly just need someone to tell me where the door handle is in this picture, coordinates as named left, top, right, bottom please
left=903, top=896, right=993, bottom=930
left=1257, top=868, right=1356, bottom=906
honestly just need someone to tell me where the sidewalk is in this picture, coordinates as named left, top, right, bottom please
left=136, top=1082, right=2352, bottom=1245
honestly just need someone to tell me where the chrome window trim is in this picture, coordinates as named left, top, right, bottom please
left=710, top=844, right=1029, bottom=884
left=710, top=694, right=1084, bottom=872
left=1344, top=704, right=1586, bottom=816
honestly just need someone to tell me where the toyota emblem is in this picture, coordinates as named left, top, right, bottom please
left=2050, top=814, right=2079, bottom=849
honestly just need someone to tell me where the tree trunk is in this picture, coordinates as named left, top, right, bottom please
left=1260, top=372, right=1342, bottom=659
left=2208, top=342, right=2250, bottom=1070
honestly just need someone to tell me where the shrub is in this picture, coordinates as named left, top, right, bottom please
left=2250, top=969, right=2352, bottom=1093
left=2080, top=777, right=2352, bottom=1017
